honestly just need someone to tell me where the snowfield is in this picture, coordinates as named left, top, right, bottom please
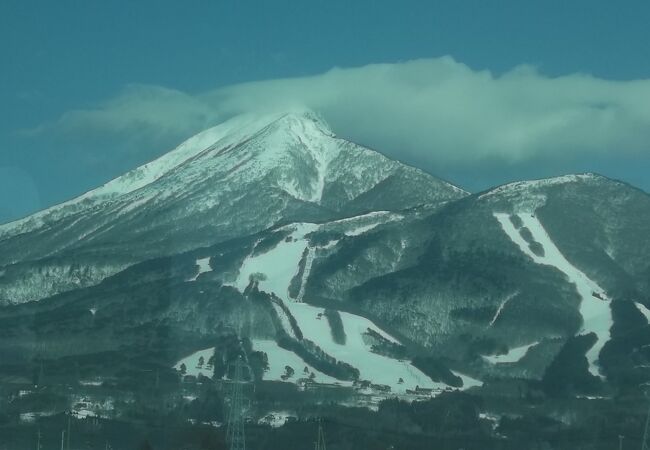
left=174, top=348, right=215, bottom=378
left=479, top=174, right=600, bottom=200
left=188, top=257, right=213, bottom=282
left=482, top=342, right=539, bottom=364
left=494, top=212, right=612, bottom=377
left=230, top=221, right=457, bottom=393
left=636, top=302, right=650, bottom=323
left=252, top=339, right=348, bottom=385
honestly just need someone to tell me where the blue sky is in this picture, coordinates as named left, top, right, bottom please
left=1, top=0, right=650, bottom=223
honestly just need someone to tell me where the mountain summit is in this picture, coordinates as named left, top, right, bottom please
left=0, top=111, right=465, bottom=304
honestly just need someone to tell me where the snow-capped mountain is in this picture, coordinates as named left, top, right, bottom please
left=0, top=111, right=465, bottom=305
left=1, top=111, right=650, bottom=427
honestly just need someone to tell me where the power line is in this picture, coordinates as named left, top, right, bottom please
left=642, top=404, right=650, bottom=450
left=315, top=419, right=327, bottom=450
left=225, top=356, right=252, bottom=450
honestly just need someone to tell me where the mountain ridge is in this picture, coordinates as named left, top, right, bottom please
left=0, top=110, right=465, bottom=305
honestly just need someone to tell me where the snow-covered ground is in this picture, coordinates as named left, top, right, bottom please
left=175, top=348, right=215, bottom=378
left=452, top=371, right=484, bottom=389
left=252, top=339, right=347, bottom=385
left=231, top=222, right=455, bottom=393
left=288, top=302, right=444, bottom=392
left=482, top=342, right=538, bottom=364
left=233, top=223, right=319, bottom=297
left=187, top=257, right=213, bottom=282
left=494, top=212, right=612, bottom=377
left=480, top=174, right=600, bottom=200
left=636, top=302, right=650, bottom=323
left=258, top=411, right=295, bottom=428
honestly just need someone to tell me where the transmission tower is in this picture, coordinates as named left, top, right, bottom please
left=642, top=404, right=650, bottom=450
left=225, top=356, right=252, bottom=450
left=314, top=419, right=326, bottom=450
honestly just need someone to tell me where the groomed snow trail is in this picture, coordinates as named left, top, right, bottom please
left=494, top=212, right=612, bottom=377
left=251, top=339, right=349, bottom=385
left=231, top=221, right=451, bottom=393
left=174, top=348, right=215, bottom=378
left=482, top=342, right=539, bottom=364
left=635, top=302, right=650, bottom=323
left=188, top=257, right=212, bottom=282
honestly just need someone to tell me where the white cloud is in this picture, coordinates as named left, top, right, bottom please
left=26, top=85, right=221, bottom=145
left=32, top=57, right=650, bottom=170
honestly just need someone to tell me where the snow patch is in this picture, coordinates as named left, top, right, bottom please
left=636, top=302, right=650, bottom=323
left=452, top=371, right=484, bottom=389
left=188, top=257, right=212, bottom=282
left=489, top=291, right=519, bottom=327
left=480, top=174, right=600, bottom=200
left=482, top=342, right=538, bottom=364
left=175, top=348, right=215, bottom=378
left=258, top=411, right=295, bottom=428
left=252, top=339, right=346, bottom=385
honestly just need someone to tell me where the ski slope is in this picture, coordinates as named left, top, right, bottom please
left=636, top=302, right=650, bottom=323
left=231, top=221, right=453, bottom=393
left=174, top=348, right=215, bottom=378
left=252, top=339, right=349, bottom=385
left=482, top=342, right=538, bottom=364
left=494, top=212, right=612, bottom=377
left=188, top=257, right=213, bottom=281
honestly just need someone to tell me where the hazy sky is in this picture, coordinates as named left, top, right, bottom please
left=1, top=0, right=650, bottom=223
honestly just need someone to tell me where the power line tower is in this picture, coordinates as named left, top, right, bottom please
left=643, top=404, right=650, bottom=450
left=225, top=357, right=252, bottom=450
left=314, top=419, right=326, bottom=450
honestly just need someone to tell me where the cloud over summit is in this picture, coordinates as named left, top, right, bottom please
left=33, top=57, right=650, bottom=176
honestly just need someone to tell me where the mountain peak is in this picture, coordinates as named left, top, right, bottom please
left=478, top=173, right=611, bottom=201
left=0, top=111, right=464, bottom=304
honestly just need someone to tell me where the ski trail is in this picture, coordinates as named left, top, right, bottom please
left=489, top=291, right=519, bottom=327
left=494, top=212, right=612, bottom=377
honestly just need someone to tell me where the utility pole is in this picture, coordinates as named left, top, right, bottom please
left=225, top=356, right=252, bottom=450
left=60, top=430, right=66, bottom=450
left=314, top=419, right=326, bottom=450
left=36, top=428, right=41, bottom=450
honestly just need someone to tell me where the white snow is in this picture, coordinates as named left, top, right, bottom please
left=175, top=348, right=215, bottom=378
left=452, top=371, right=484, bottom=389
left=482, top=342, right=539, bottom=364
left=258, top=411, right=295, bottom=428
left=252, top=339, right=347, bottom=385
left=231, top=221, right=453, bottom=393
left=494, top=212, right=612, bottom=377
left=479, top=174, right=600, bottom=200
left=234, top=223, right=319, bottom=297
left=344, top=223, right=381, bottom=237
left=188, top=257, right=213, bottom=282
left=0, top=113, right=281, bottom=237
left=271, top=302, right=298, bottom=339
left=636, top=302, right=650, bottom=323
left=489, top=291, right=519, bottom=327
left=287, top=303, right=438, bottom=392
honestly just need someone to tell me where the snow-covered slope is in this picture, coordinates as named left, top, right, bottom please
left=494, top=212, right=612, bottom=377
left=228, top=219, right=456, bottom=393
left=0, top=111, right=465, bottom=305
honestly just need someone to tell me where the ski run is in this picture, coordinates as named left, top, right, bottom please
left=494, top=212, right=612, bottom=377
